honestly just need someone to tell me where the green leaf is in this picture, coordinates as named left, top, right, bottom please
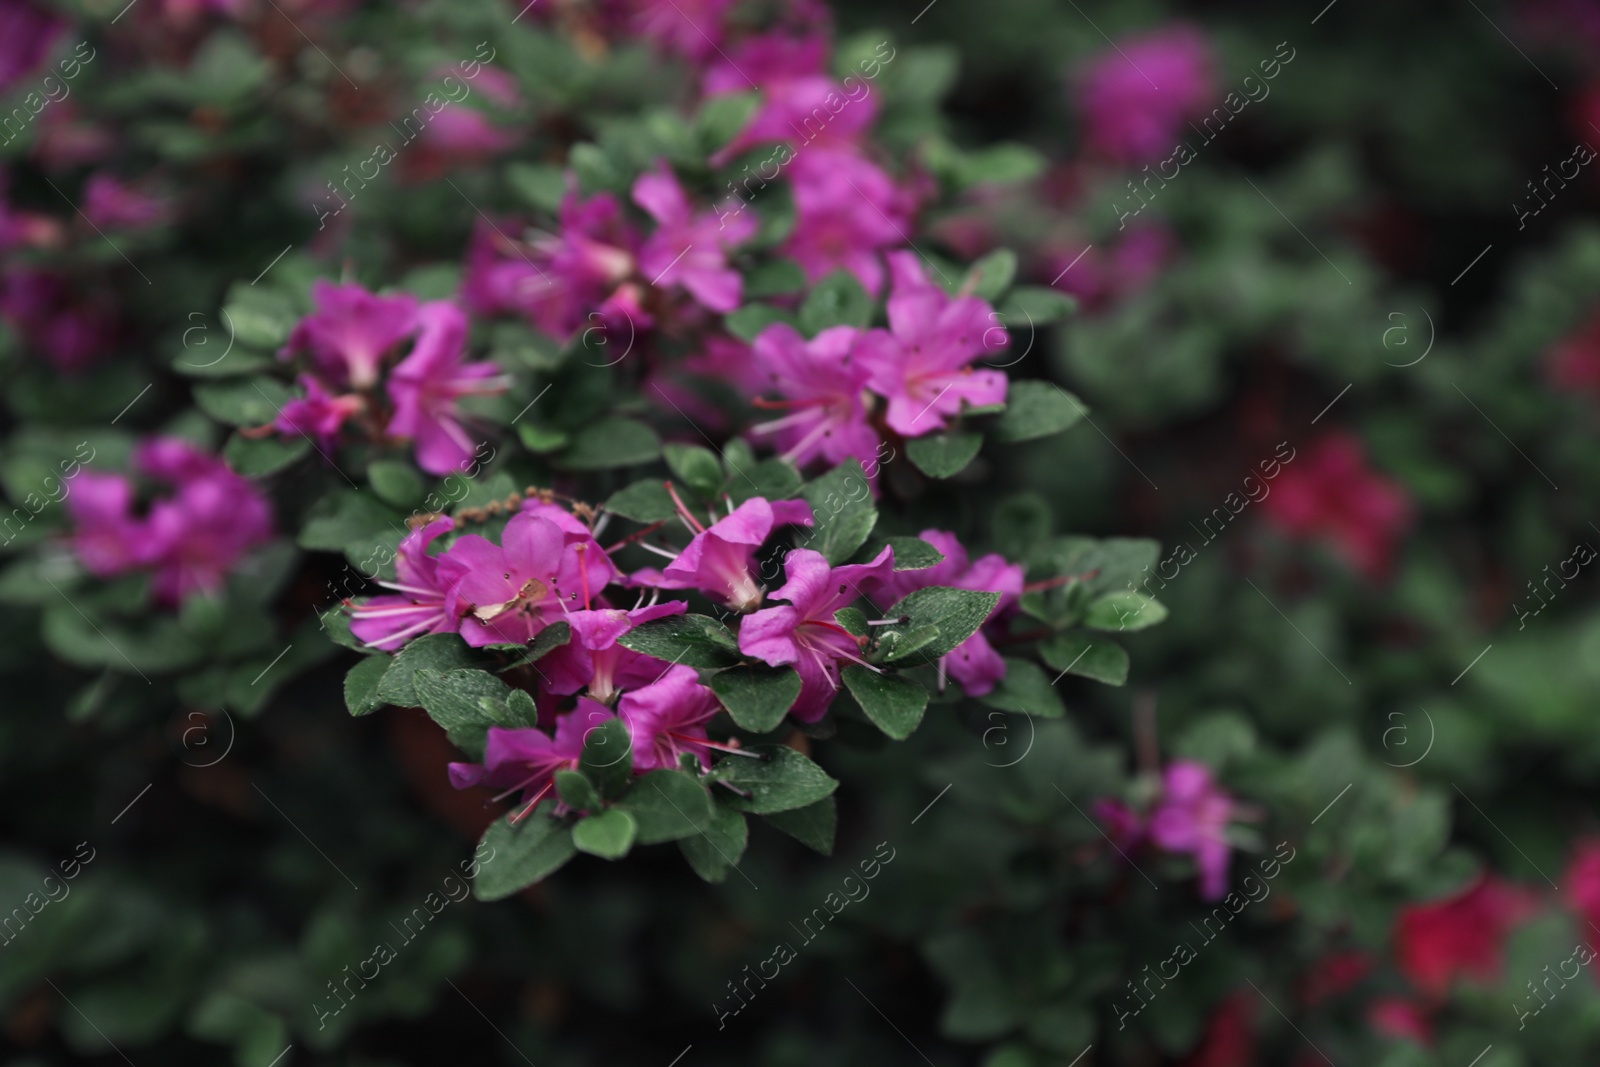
left=1083, top=592, right=1168, bottom=633
left=725, top=304, right=794, bottom=343
left=744, top=259, right=808, bottom=299
left=906, top=431, right=983, bottom=479
left=559, top=417, right=661, bottom=469
left=605, top=479, right=678, bottom=523
left=711, top=745, right=839, bottom=814
left=875, top=586, right=1001, bottom=665
left=554, top=769, right=602, bottom=812
left=762, top=797, right=836, bottom=854
left=490, top=620, right=574, bottom=669
left=518, top=423, right=570, bottom=454
left=1040, top=634, right=1128, bottom=686
left=297, top=490, right=406, bottom=566
left=617, top=614, right=742, bottom=669
left=376, top=633, right=494, bottom=707
left=412, top=668, right=513, bottom=759
left=663, top=444, right=724, bottom=497
left=799, top=270, right=873, bottom=335
left=697, top=90, right=761, bottom=152
left=991, top=382, right=1086, bottom=444
left=997, top=286, right=1077, bottom=325
left=194, top=378, right=292, bottom=427
left=504, top=688, right=539, bottom=726
left=679, top=803, right=748, bottom=882
left=800, top=459, right=878, bottom=564
left=223, top=433, right=308, bottom=476
left=855, top=536, right=945, bottom=571
left=871, top=624, right=943, bottom=666
left=221, top=283, right=298, bottom=349
left=506, top=162, right=567, bottom=213
left=572, top=809, right=638, bottom=860
left=711, top=665, right=802, bottom=733
left=966, top=248, right=1017, bottom=302
left=726, top=457, right=804, bottom=506
left=579, top=716, right=635, bottom=798
left=842, top=666, right=928, bottom=740
left=343, top=655, right=389, bottom=717
left=473, top=813, right=578, bottom=901
left=367, top=460, right=424, bottom=507
left=616, top=769, right=715, bottom=844
left=978, top=658, right=1065, bottom=717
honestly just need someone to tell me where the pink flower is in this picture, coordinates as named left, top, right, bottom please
left=1075, top=25, right=1217, bottom=165
left=538, top=601, right=688, bottom=703
left=1049, top=224, right=1176, bottom=311
left=856, top=251, right=1009, bottom=436
left=0, top=0, right=63, bottom=94
left=402, top=109, right=519, bottom=183
left=748, top=323, right=880, bottom=470
left=1368, top=997, right=1433, bottom=1046
left=82, top=174, right=171, bottom=231
left=633, top=163, right=755, bottom=312
left=1147, top=761, right=1235, bottom=900
left=384, top=301, right=509, bottom=476
left=703, top=34, right=878, bottom=163
left=0, top=268, right=117, bottom=372
left=782, top=148, right=914, bottom=296
left=620, top=0, right=736, bottom=60
left=439, top=511, right=615, bottom=647
left=619, top=664, right=723, bottom=770
left=873, top=529, right=1023, bottom=695
left=461, top=190, right=639, bottom=342
left=448, top=706, right=610, bottom=818
left=738, top=545, right=895, bottom=722
left=652, top=495, right=816, bottom=611
left=275, top=375, right=364, bottom=452
left=282, top=280, right=420, bottom=390
left=1259, top=433, right=1412, bottom=581
left=349, top=517, right=464, bottom=651
left=66, top=437, right=274, bottom=607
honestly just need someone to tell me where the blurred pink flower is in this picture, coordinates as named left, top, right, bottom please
left=704, top=33, right=878, bottom=162
left=0, top=0, right=63, bottom=94
left=66, top=437, right=274, bottom=606
left=1148, top=760, right=1236, bottom=900
left=1075, top=25, right=1217, bottom=165
left=82, top=174, right=171, bottom=231
left=384, top=301, right=509, bottom=476
left=633, top=162, right=755, bottom=312
left=282, top=280, right=420, bottom=390
left=782, top=148, right=915, bottom=296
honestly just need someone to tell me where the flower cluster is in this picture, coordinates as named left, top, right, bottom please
left=273, top=282, right=510, bottom=475
left=66, top=436, right=274, bottom=606
left=748, top=251, right=1009, bottom=473
left=353, top=486, right=927, bottom=814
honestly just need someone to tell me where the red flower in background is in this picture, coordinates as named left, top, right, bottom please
left=1183, top=990, right=1255, bottom=1067
left=1393, top=875, right=1539, bottom=1000
left=1299, top=948, right=1375, bottom=1007
left=1545, top=308, right=1600, bottom=397
left=1260, top=432, right=1412, bottom=580
left=1563, top=838, right=1600, bottom=937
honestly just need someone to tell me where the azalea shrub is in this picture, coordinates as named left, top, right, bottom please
left=1, top=0, right=1597, bottom=1066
